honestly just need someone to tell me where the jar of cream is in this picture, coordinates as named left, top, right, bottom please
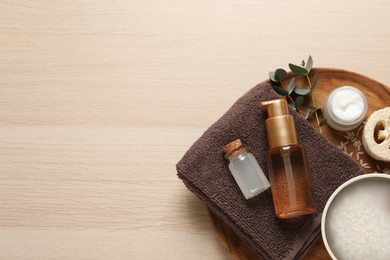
left=323, top=86, right=368, bottom=131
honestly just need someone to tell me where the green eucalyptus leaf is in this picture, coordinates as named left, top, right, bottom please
left=269, top=71, right=277, bottom=82
left=306, top=55, right=313, bottom=72
left=311, top=71, right=319, bottom=90
left=288, top=103, right=297, bottom=111
left=272, top=86, right=288, bottom=96
left=289, top=63, right=308, bottom=76
left=294, top=87, right=310, bottom=96
left=294, top=96, right=304, bottom=108
left=287, top=77, right=296, bottom=94
left=309, top=105, right=317, bottom=110
left=275, top=68, right=287, bottom=82
left=319, top=118, right=328, bottom=126
left=305, top=108, right=311, bottom=120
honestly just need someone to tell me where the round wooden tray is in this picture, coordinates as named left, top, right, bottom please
left=208, top=68, right=390, bottom=260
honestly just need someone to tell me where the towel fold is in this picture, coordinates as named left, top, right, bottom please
left=177, top=82, right=364, bottom=259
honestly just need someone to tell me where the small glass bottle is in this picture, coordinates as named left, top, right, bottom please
left=223, top=139, right=270, bottom=199
left=261, top=99, right=316, bottom=218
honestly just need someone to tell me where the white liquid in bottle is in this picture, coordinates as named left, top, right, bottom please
left=224, top=139, right=270, bottom=199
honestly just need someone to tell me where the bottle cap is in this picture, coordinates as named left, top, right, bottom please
left=223, top=139, right=247, bottom=160
left=260, top=99, right=298, bottom=149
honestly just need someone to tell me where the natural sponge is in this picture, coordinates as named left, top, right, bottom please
left=362, top=107, right=390, bottom=162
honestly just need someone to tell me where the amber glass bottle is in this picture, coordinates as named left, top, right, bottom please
left=261, top=99, right=316, bottom=219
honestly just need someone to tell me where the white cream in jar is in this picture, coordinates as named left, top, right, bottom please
left=323, top=86, right=368, bottom=131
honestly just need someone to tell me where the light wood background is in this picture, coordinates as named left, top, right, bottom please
left=1, top=1, right=390, bottom=259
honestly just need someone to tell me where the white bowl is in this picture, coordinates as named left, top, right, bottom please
left=321, top=173, right=390, bottom=260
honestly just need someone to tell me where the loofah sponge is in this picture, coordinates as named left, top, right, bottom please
left=362, top=107, right=390, bottom=162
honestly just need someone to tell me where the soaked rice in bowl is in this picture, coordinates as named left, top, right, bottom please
left=324, top=178, right=390, bottom=260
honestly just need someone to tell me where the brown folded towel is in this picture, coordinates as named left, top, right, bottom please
left=177, top=82, right=364, bottom=260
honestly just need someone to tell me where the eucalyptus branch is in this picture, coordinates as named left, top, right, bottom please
left=306, top=74, right=322, bottom=133
left=269, top=55, right=327, bottom=133
left=280, top=80, right=302, bottom=115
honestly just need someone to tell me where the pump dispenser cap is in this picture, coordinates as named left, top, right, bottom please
left=262, top=99, right=290, bottom=117
left=260, top=99, right=298, bottom=149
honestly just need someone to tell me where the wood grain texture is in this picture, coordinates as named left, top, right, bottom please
left=1, top=0, right=390, bottom=259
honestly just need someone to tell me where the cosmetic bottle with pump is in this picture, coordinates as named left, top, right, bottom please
left=223, top=139, right=270, bottom=199
left=261, top=99, right=316, bottom=218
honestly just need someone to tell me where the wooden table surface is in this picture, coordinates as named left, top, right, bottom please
left=1, top=1, right=390, bottom=259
